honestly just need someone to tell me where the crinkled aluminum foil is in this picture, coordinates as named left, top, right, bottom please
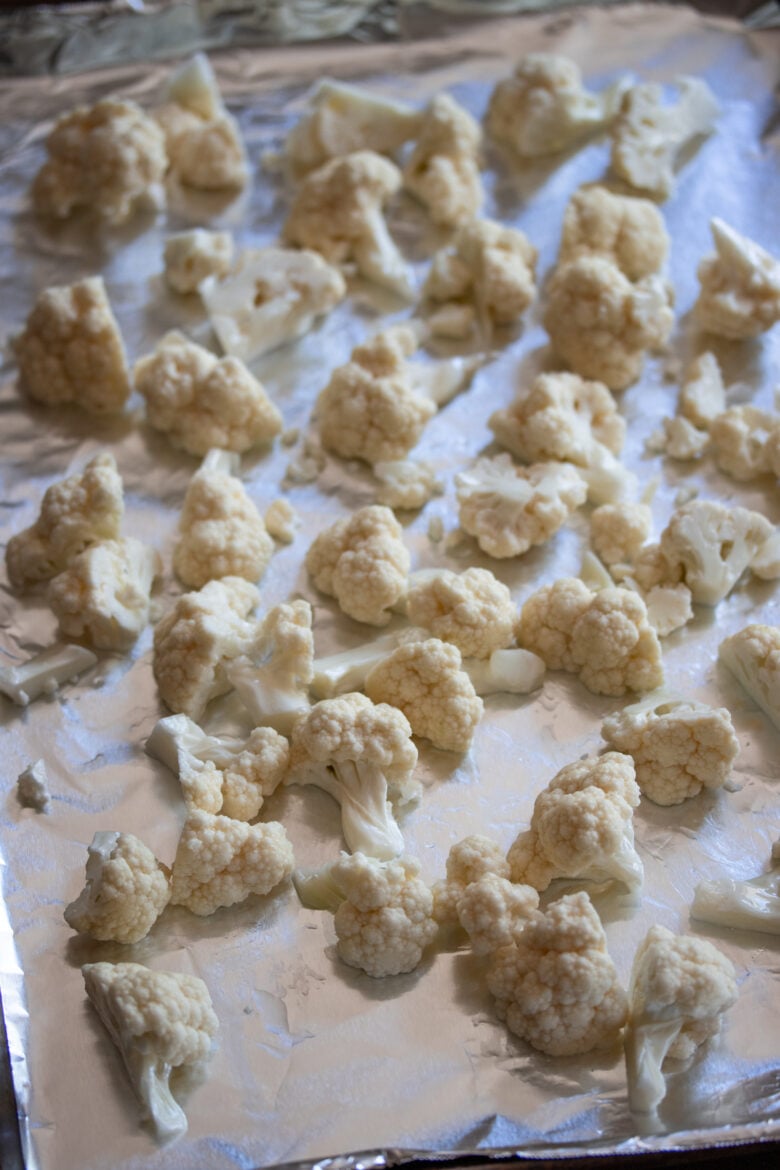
left=1, top=5, right=780, bottom=1170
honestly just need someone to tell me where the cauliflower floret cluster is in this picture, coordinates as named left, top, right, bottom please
left=403, top=94, right=483, bottom=228
left=694, top=218, right=780, bottom=339
left=719, top=623, right=780, bottom=732
left=164, top=229, right=234, bottom=294
left=155, top=55, right=247, bottom=191
left=590, top=502, right=652, bottom=566
left=558, top=184, right=669, bottom=281
left=406, top=567, right=516, bottom=659
left=65, top=831, right=171, bottom=944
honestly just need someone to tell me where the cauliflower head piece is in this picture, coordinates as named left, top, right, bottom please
left=406, top=567, right=516, bottom=659
left=226, top=599, right=315, bottom=737
left=156, top=56, right=247, bottom=191
left=403, top=94, right=483, bottom=229
left=719, top=623, right=780, bottom=733
left=590, top=502, right=652, bottom=567
left=694, top=219, right=780, bottom=340
left=708, top=405, right=780, bottom=482
left=678, top=351, right=726, bottom=430
left=65, top=831, right=171, bottom=944
left=432, top=834, right=511, bottom=927
left=558, top=184, right=669, bottom=281
left=164, top=229, right=234, bottom=294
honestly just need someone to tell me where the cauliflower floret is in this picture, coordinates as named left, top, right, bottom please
left=147, top=714, right=289, bottom=821
left=602, top=690, right=739, bottom=806
left=264, top=498, right=299, bottom=544
left=283, top=149, right=412, bottom=297
left=692, top=843, right=780, bottom=935
left=403, top=94, right=483, bottom=229
left=226, top=599, right=314, bottom=736
left=486, top=54, right=626, bottom=158
left=590, top=503, right=652, bottom=566
left=374, top=459, right=443, bottom=511
left=487, top=890, right=628, bottom=1056
left=719, top=623, right=780, bottom=732
left=678, top=351, right=725, bottom=429
left=365, top=636, right=483, bottom=753
left=624, top=926, right=737, bottom=1120
left=507, top=753, right=643, bottom=892
left=305, top=504, right=409, bottom=626
left=646, top=415, right=709, bottom=462
left=156, top=55, right=247, bottom=191
left=49, top=537, right=161, bottom=651
left=544, top=256, right=674, bottom=392
left=558, top=185, right=669, bottom=281
left=82, top=960, right=218, bottom=1143
left=432, top=834, right=511, bottom=927
left=171, top=808, right=293, bottom=916
left=14, top=275, right=130, bottom=413
left=152, top=576, right=260, bottom=719
left=456, top=455, right=587, bottom=559
left=164, top=229, right=234, bottom=294
left=406, top=567, right=516, bottom=659
left=709, top=405, right=780, bottom=482
left=32, top=98, right=166, bottom=223
left=134, top=331, right=282, bottom=457
left=518, top=577, right=663, bottom=697
left=658, top=499, right=775, bottom=605
left=610, top=77, right=718, bottom=199
left=642, top=583, right=694, bottom=639
left=423, top=218, right=537, bottom=331
left=6, top=452, right=124, bottom=590
left=173, top=449, right=273, bottom=588
left=694, top=218, right=780, bottom=340
left=456, top=874, right=539, bottom=957
left=64, top=831, right=171, bottom=944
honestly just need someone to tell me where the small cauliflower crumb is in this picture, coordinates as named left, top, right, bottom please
left=264, top=498, right=299, bottom=543
left=164, top=229, right=234, bottom=294
left=17, top=760, right=50, bottom=812
left=694, top=218, right=780, bottom=340
left=403, top=94, right=483, bottom=229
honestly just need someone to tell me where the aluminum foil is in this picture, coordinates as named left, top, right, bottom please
left=1, top=4, right=780, bottom=1169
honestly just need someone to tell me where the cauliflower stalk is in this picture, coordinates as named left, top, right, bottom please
left=694, top=218, right=780, bottom=340
left=64, top=831, right=171, bottom=944
left=692, top=842, right=780, bottom=935
left=403, top=93, right=483, bottom=229
left=226, top=600, right=314, bottom=736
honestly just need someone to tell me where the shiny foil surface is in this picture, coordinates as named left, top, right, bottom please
left=1, top=5, right=779, bottom=1169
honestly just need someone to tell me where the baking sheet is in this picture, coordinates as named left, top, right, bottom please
left=1, top=4, right=780, bottom=1169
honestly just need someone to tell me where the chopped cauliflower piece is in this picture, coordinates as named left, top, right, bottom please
left=226, top=599, right=314, bottom=735
left=602, top=690, right=739, bottom=805
left=694, top=218, right=780, bottom=340
left=678, top=351, right=725, bottom=429
left=403, top=93, right=483, bottom=229
left=558, top=185, right=669, bottom=281
left=508, top=752, right=643, bottom=892
left=486, top=54, right=626, bottom=158
left=426, top=302, right=476, bottom=339
left=173, top=449, right=273, bottom=588
left=692, top=844, right=780, bottom=936
left=719, top=623, right=780, bottom=732
left=201, top=246, right=346, bottom=362
left=657, top=499, right=774, bottom=605
left=590, top=502, right=652, bottom=566
left=14, top=276, right=130, bottom=413
left=0, top=644, right=96, bottom=706
left=83, top=961, right=218, bottom=1144
left=305, top=504, right=409, bottom=626
left=134, top=331, right=282, bottom=457
left=32, top=98, right=166, bottom=223
left=374, top=459, right=442, bottom=510
left=156, top=55, right=247, bottom=191
left=16, top=760, right=50, bottom=811
left=65, top=831, right=171, bottom=944
left=164, top=229, right=233, bottom=294
left=6, top=453, right=123, bottom=590
left=642, top=583, right=694, bottom=638
left=610, top=77, right=718, bottom=199
left=487, top=890, right=628, bottom=1055
left=406, top=567, right=516, bottom=659
left=646, top=416, right=709, bottom=461
left=709, top=405, right=780, bottom=481
left=264, top=498, right=299, bottom=544
left=455, top=455, right=587, bottom=559
left=544, top=256, right=674, bottom=392
left=432, top=834, right=511, bottom=927
left=49, top=537, right=161, bottom=651
left=432, top=836, right=537, bottom=954
left=465, top=647, right=546, bottom=696
left=518, top=577, right=663, bottom=697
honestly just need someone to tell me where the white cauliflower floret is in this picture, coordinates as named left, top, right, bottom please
left=507, top=753, right=643, bottom=892
left=590, top=503, right=652, bottom=566
left=602, top=690, right=739, bottom=806
left=288, top=692, right=420, bottom=860
left=432, top=834, right=511, bottom=927
left=610, top=77, right=718, bottom=199
left=32, top=98, right=166, bottom=223
left=486, top=54, right=626, bottom=158
left=692, top=843, right=780, bottom=935
left=305, top=504, right=409, bottom=626
left=374, top=459, right=443, bottom=510
left=558, top=185, right=669, bottom=281
left=16, top=760, right=50, bottom=811
left=14, top=276, right=130, bottom=413
left=365, top=636, right=483, bottom=753
left=283, top=149, right=412, bottom=297
left=719, top=623, right=780, bottom=732
left=201, top=246, right=346, bottom=363
left=6, top=452, right=124, bottom=590
left=638, top=582, right=694, bottom=639
left=646, top=415, right=709, bottom=462
left=487, top=891, right=628, bottom=1056
left=82, top=960, right=218, bottom=1143
left=64, top=831, right=171, bottom=944
left=171, top=808, right=293, bottom=915
left=406, top=567, right=516, bottom=659
left=49, top=537, right=161, bottom=651
left=164, top=229, right=234, bottom=294
left=624, top=926, right=737, bottom=1120
left=156, top=55, right=247, bottom=191
left=709, top=405, right=780, bottom=482
left=456, top=455, right=587, bottom=559
left=658, top=499, right=775, bottom=605
left=518, top=577, right=663, bottom=697
left=678, top=351, right=725, bottom=429
left=544, top=256, right=674, bottom=392
left=423, top=218, right=537, bottom=332
left=173, top=449, right=273, bottom=588
left=152, top=576, right=260, bottom=719
left=403, top=94, right=483, bottom=229
left=147, top=714, right=289, bottom=821
left=226, top=600, right=314, bottom=735
left=134, top=331, right=282, bottom=457
left=264, top=498, right=299, bottom=543
left=456, top=874, right=539, bottom=957
left=694, top=218, right=780, bottom=339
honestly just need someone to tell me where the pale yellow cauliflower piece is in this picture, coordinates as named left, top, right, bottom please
left=156, top=55, right=247, bottom=191
left=646, top=416, right=709, bottom=461
left=678, top=351, right=725, bottom=429
left=694, top=218, right=780, bottom=339
left=264, top=498, right=299, bottom=543
left=590, top=503, right=652, bottom=566
left=134, top=332, right=282, bottom=456
left=64, top=831, right=171, bottom=944
left=406, top=567, right=516, bottom=659
left=6, top=452, right=123, bottom=590
left=32, top=98, right=166, bottom=223
left=374, top=460, right=443, bottom=511
left=403, top=94, right=483, bottom=228
left=558, top=185, right=669, bottom=281
left=719, top=623, right=780, bottom=733
left=709, top=405, right=780, bottom=482
left=164, top=229, right=234, bottom=294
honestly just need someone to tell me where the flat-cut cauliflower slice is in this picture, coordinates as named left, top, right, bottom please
left=487, top=890, right=628, bottom=1055
left=403, top=94, right=483, bottom=229
left=558, top=185, right=669, bottom=281
left=134, top=331, right=282, bottom=457
left=590, top=502, right=652, bottom=567
left=694, top=218, right=780, bottom=340
left=709, top=405, right=780, bottom=482
left=406, top=567, right=516, bottom=659
left=610, top=77, right=718, bottom=199
left=164, top=229, right=234, bottom=294
left=719, top=623, right=780, bottom=733
left=14, top=276, right=131, bottom=413
left=6, top=453, right=124, bottom=590
left=155, top=54, right=247, bottom=191
left=486, top=54, right=626, bottom=158
left=32, top=98, right=166, bottom=223
left=455, top=454, right=587, bottom=559
left=64, top=831, right=171, bottom=944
